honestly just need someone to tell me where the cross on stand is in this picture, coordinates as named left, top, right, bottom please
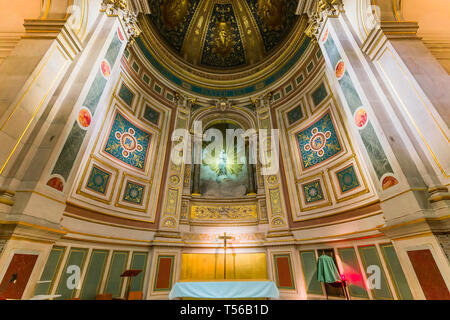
left=218, top=232, right=233, bottom=280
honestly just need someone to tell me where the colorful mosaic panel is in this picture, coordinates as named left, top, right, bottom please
left=287, top=105, right=303, bottom=125
left=336, top=165, right=360, bottom=193
left=86, top=166, right=111, bottom=194
left=118, top=83, right=134, bottom=106
left=302, top=180, right=324, bottom=203
left=311, top=83, right=328, bottom=107
left=143, top=105, right=160, bottom=125
left=123, top=181, right=145, bottom=205
left=296, top=111, right=342, bottom=169
left=104, top=112, right=151, bottom=170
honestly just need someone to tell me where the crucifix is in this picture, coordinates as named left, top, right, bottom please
left=218, top=232, right=233, bottom=280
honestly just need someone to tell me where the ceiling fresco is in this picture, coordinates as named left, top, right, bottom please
left=147, top=0, right=300, bottom=69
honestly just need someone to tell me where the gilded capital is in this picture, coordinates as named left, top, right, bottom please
left=305, top=0, right=344, bottom=40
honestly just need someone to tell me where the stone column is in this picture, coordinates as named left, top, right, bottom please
left=246, top=141, right=257, bottom=195
left=158, top=93, right=193, bottom=232
left=305, top=0, right=450, bottom=297
left=254, top=93, right=291, bottom=235
left=0, top=0, right=137, bottom=299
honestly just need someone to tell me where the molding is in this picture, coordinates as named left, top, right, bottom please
left=22, top=19, right=83, bottom=60
left=362, top=22, right=420, bottom=60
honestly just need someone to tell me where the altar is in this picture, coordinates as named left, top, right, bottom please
left=169, top=281, right=279, bottom=300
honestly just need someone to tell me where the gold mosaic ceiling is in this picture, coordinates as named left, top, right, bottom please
left=146, top=0, right=300, bottom=69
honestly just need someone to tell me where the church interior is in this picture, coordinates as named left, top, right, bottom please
left=0, top=0, right=449, bottom=300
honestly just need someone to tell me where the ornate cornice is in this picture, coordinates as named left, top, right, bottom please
left=305, top=0, right=344, bottom=41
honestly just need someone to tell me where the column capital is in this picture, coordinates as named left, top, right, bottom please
left=101, top=0, right=142, bottom=46
left=305, top=0, right=344, bottom=41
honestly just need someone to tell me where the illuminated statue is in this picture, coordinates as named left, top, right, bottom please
left=218, top=149, right=228, bottom=176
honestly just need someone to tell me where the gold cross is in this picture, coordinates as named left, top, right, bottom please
left=218, top=232, right=233, bottom=279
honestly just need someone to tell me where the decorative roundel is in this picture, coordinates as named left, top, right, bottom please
left=114, top=128, right=143, bottom=158
left=101, top=59, right=111, bottom=79
left=170, top=175, right=181, bottom=186
left=267, top=175, right=278, bottom=185
left=128, top=186, right=140, bottom=199
left=304, top=127, right=331, bottom=157
left=77, top=107, right=92, bottom=129
left=93, top=173, right=105, bottom=187
left=335, top=60, right=345, bottom=80
left=354, top=108, right=368, bottom=128
left=47, top=177, right=64, bottom=191
left=118, top=27, right=125, bottom=41
left=322, top=29, right=329, bottom=43
left=381, top=175, right=399, bottom=190
left=308, top=186, right=319, bottom=197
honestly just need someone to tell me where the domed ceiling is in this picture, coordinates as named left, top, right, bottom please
left=146, top=0, right=300, bottom=69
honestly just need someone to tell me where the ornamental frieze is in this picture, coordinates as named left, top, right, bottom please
left=190, top=204, right=257, bottom=220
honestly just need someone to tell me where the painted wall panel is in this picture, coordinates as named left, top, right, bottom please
left=104, top=251, right=129, bottom=298
left=154, top=256, right=174, bottom=291
left=337, top=247, right=369, bottom=299
left=55, top=248, right=88, bottom=299
left=299, top=251, right=324, bottom=295
left=273, top=254, right=295, bottom=290
left=358, top=245, right=393, bottom=300
left=379, top=243, right=413, bottom=300
left=79, top=250, right=109, bottom=300
left=0, top=254, right=39, bottom=299
left=129, top=252, right=148, bottom=292
left=407, top=249, right=450, bottom=300
left=34, top=246, right=65, bottom=296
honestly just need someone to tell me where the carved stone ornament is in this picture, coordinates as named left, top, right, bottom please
left=305, top=0, right=344, bottom=40
left=101, top=0, right=142, bottom=46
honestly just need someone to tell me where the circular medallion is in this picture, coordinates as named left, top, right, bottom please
left=322, top=29, right=329, bottom=43
left=335, top=60, right=345, bottom=80
left=118, top=27, right=125, bottom=41
left=267, top=175, right=278, bottom=185
left=121, top=132, right=137, bottom=151
left=382, top=175, right=399, bottom=190
left=47, top=177, right=64, bottom=191
left=170, top=175, right=181, bottom=186
left=304, top=128, right=331, bottom=157
left=101, top=60, right=111, bottom=79
left=308, top=187, right=318, bottom=197
left=77, top=107, right=92, bottom=129
left=354, top=108, right=368, bottom=128
left=93, top=174, right=105, bottom=187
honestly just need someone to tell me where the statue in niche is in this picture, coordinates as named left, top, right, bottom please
left=218, top=149, right=228, bottom=176
left=199, top=122, right=248, bottom=198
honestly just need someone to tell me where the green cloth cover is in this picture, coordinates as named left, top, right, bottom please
left=317, top=255, right=342, bottom=283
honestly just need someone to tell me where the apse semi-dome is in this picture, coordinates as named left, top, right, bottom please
left=147, top=0, right=300, bottom=69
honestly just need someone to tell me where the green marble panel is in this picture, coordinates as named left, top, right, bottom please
left=129, top=252, right=148, bottom=292
left=34, top=246, right=65, bottom=296
left=79, top=250, right=109, bottom=300
left=55, top=248, right=88, bottom=299
left=300, top=251, right=324, bottom=295
left=337, top=247, right=369, bottom=299
left=104, top=251, right=129, bottom=298
left=380, top=243, right=413, bottom=300
left=358, top=245, right=393, bottom=300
